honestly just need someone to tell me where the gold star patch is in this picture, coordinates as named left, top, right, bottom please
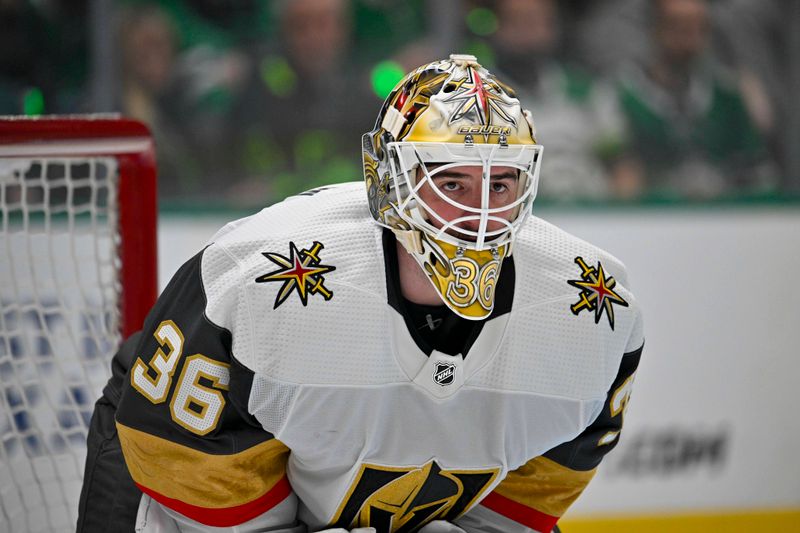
left=567, top=256, right=628, bottom=330
left=255, top=241, right=336, bottom=308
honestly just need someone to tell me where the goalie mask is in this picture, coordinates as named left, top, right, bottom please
left=362, top=54, right=543, bottom=320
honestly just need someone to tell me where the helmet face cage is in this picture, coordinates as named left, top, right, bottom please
left=387, top=141, right=542, bottom=251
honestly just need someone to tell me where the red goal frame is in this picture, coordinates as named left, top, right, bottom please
left=0, top=115, right=158, bottom=337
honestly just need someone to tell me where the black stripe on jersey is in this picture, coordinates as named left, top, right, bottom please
left=102, top=331, right=142, bottom=407
left=543, top=344, right=644, bottom=471
left=116, top=248, right=271, bottom=452
left=382, top=229, right=515, bottom=357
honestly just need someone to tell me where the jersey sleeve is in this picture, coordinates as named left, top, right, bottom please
left=77, top=332, right=143, bottom=533
left=115, top=248, right=299, bottom=530
left=459, top=343, right=644, bottom=533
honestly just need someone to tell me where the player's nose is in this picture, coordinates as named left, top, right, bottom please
left=452, top=187, right=483, bottom=231
left=461, top=185, right=483, bottom=209
left=455, top=215, right=484, bottom=240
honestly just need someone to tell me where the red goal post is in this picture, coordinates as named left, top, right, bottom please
left=0, top=115, right=157, bottom=337
left=0, top=115, right=157, bottom=532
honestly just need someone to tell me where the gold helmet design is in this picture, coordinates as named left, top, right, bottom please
left=362, top=54, right=543, bottom=319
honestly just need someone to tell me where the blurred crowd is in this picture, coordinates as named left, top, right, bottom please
left=0, top=0, right=793, bottom=207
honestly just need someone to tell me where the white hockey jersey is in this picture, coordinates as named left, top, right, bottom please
left=116, top=183, right=644, bottom=533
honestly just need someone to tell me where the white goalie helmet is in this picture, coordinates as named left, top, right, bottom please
left=362, top=54, right=543, bottom=319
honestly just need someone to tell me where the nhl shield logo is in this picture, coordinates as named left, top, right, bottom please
left=433, top=362, right=456, bottom=386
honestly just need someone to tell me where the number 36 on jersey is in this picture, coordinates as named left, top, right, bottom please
left=131, top=320, right=230, bottom=435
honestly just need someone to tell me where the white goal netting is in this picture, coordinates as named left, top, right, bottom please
left=0, top=117, right=156, bottom=533
left=0, top=155, right=121, bottom=532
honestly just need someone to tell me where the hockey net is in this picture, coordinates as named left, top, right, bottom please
left=0, top=116, right=157, bottom=532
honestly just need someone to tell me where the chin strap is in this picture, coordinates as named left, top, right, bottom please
left=381, top=106, right=406, bottom=140
left=392, top=228, right=425, bottom=255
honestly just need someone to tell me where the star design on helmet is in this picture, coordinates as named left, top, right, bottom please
left=567, top=256, right=628, bottom=330
left=444, top=66, right=517, bottom=127
left=255, top=241, right=336, bottom=309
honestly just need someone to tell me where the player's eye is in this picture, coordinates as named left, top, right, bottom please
left=490, top=182, right=509, bottom=193
left=439, top=181, right=461, bottom=192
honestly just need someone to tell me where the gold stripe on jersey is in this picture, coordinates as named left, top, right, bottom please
left=493, top=456, right=597, bottom=517
left=117, top=421, right=289, bottom=508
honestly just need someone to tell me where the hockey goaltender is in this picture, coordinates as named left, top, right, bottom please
left=77, top=54, right=643, bottom=533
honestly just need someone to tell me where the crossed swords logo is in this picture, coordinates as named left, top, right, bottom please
left=256, top=241, right=336, bottom=309
left=567, top=256, right=628, bottom=330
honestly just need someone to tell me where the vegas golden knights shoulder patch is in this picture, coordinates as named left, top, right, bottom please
left=255, top=241, right=336, bottom=309
left=567, top=256, right=628, bottom=330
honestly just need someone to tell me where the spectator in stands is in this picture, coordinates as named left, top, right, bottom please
left=568, top=0, right=650, bottom=78
left=615, top=0, right=775, bottom=199
left=118, top=5, right=200, bottom=198
left=237, top=0, right=376, bottom=204
left=119, top=0, right=261, bottom=205
left=714, top=0, right=785, bottom=186
left=488, top=0, right=634, bottom=201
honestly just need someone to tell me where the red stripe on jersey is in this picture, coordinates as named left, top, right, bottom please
left=135, top=475, right=292, bottom=527
left=481, top=490, right=559, bottom=533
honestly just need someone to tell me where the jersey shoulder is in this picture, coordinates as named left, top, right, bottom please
left=198, top=183, right=390, bottom=375
left=516, top=216, right=631, bottom=286
left=212, top=182, right=373, bottom=254
left=201, top=181, right=383, bottom=317
left=503, top=216, right=644, bottom=382
left=512, top=215, right=639, bottom=325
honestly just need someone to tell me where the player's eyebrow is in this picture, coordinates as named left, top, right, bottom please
left=431, top=170, right=471, bottom=179
left=431, top=169, right=519, bottom=180
left=489, top=170, right=519, bottom=180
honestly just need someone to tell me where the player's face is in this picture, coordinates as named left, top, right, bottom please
left=416, top=165, right=520, bottom=240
